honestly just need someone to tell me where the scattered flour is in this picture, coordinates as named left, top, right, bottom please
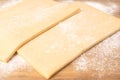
left=0, top=55, right=32, bottom=79
left=85, top=1, right=119, bottom=14
left=0, top=0, right=120, bottom=79
left=73, top=31, right=120, bottom=79
left=0, top=0, right=22, bottom=9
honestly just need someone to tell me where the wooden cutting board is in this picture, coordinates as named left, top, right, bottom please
left=0, top=0, right=120, bottom=80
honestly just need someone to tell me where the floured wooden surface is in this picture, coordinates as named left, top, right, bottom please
left=73, top=31, right=120, bottom=79
left=0, top=0, right=120, bottom=80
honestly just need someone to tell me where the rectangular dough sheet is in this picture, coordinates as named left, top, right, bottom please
left=0, top=2, right=79, bottom=62
left=18, top=2, right=120, bottom=79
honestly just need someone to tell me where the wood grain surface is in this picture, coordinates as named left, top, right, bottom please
left=0, top=0, right=120, bottom=80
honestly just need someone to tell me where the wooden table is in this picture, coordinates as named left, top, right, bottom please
left=0, top=0, right=120, bottom=80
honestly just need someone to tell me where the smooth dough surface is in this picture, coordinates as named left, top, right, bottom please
left=0, top=2, right=79, bottom=62
left=18, top=2, right=120, bottom=79
left=0, top=0, right=56, bottom=62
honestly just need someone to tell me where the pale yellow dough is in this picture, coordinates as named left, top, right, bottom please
left=18, top=2, right=120, bottom=79
left=0, top=2, right=79, bottom=62
left=0, top=0, right=56, bottom=62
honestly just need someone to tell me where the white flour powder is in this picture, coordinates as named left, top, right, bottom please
left=73, top=31, right=120, bottom=78
left=0, top=0, right=22, bottom=9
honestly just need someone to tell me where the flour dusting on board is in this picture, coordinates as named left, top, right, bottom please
left=0, top=0, right=22, bottom=9
left=0, top=55, right=32, bottom=79
left=73, top=31, right=120, bottom=78
left=85, top=1, right=119, bottom=14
